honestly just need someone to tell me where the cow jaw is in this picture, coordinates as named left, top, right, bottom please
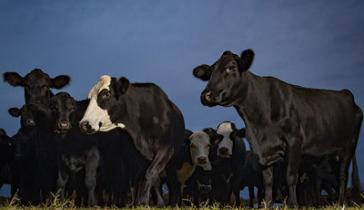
left=80, top=75, right=126, bottom=133
left=216, top=122, right=234, bottom=157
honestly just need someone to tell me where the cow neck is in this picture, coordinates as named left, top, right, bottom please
left=233, top=71, right=271, bottom=128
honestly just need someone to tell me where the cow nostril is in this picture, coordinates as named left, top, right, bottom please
left=197, top=157, right=207, bottom=164
left=80, top=121, right=91, bottom=132
left=219, top=147, right=228, bottom=155
left=204, top=91, right=212, bottom=102
left=26, top=119, right=35, bottom=126
left=98, top=122, right=103, bottom=128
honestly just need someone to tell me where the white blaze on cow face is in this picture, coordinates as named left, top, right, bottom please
left=80, top=75, right=125, bottom=132
left=216, top=122, right=234, bottom=157
left=190, top=131, right=212, bottom=170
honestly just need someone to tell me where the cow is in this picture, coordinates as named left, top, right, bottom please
left=209, top=121, right=246, bottom=206
left=0, top=128, right=12, bottom=190
left=167, top=129, right=216, bottom=206
left=50, top=92, right=145, bottom=207
left=79, top=75, right=185, bottom=206
left=3, top=68, right=70, bottom=105
left=3, top=69, right=71, bottom=204
left=8, top=103, right=57, bottom=204
left=192, top=49, right=363, bottom=206
left=232, top=151, right=264, bottom=208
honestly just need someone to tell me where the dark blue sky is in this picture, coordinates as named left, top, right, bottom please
left=0, top=1, right=363, bottom=180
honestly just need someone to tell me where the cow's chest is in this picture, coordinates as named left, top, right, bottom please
left=176, top=162, right=196, bottom=184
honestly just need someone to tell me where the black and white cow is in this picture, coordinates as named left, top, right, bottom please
left=79, top=75, right=185, bottom=205
left=193, top=49, right=363, bottom=206
left=209, top=121, right=246, bottom=206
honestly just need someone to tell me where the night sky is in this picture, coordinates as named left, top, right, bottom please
left=0, top=0, right=363, bottom=193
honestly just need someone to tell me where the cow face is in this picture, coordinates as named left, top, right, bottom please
left=3, top=68, right=70, bottom=105
left=215, top=121, right=245, bottom=158
left=80, top=75, right=128, bottom=134
left=8, top=105, right=36, bottom=129
left=193, top=49, right=254, bottom=107
left=189, top=131, right=214, bottom=170
left=50, top=92, right=77, bottom=134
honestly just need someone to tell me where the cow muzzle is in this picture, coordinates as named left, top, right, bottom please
left=201, top=90, right=218, bottom=107
left=79, top=121, right=96, bottom=134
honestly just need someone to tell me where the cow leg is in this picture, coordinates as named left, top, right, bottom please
left=136, top=147, right=173, bottom=206
left=262, top=167, right=273, bottom=207
left=338, top=155, right=351, bottom=204
left=56, top=167, right=69, bottom=200
left=84, top=148, right=100, bottom=206
left=233, top=188, right=241, bottom=207
left=151, top=177, right=165, bottom=207
left=286, top=144, right=301, bottom=207
left=248, top=185, right=255, bottom=208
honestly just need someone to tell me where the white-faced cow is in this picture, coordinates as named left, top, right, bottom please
left=193, top=49, right=363, bottom=206
left=79, top=75, right=185, bottom=206
left=167, top=129, right=216, bottom=206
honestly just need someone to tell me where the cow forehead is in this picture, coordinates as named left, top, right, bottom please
left=87, top=75, right=112, bottom=99
left=217, top=122, right=233, bottom=135
left=190, top=131, right=210, bottom=145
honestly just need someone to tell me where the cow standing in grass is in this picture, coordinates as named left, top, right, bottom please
left=193, top=49, right=362, bottom=207
left=79, top=75, right=185, bottom=206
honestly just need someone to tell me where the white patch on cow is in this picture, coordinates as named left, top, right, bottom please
left=190, top=131, right=212, bottom=171
left=80, top=75, right=126, bottom=132
left=216, top=122, right=234, bottom=157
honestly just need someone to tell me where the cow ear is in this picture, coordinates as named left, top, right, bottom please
left=203, top=128, right=221, bottom=144
left=193, top=65, right=211, bottom=81
left=239, top=49, right=255, bottom=72
left=3, top=72, right=25, bottom=87
left=118, top=77, right=130, bottom=95
left=51, top=75, right=70, bottom=89
left=8, top=107, right=21, bottom=118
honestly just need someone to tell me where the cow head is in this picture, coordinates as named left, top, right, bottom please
left=8, top=105, right=37, bottom=129
left=50, top=92, right=77, bottom=135
left=3, top=68, right=70, bottom=105
left=193, top=49, right=254, bottom=107
left=188, top=129, right=221, bottom=171
left=215, top=121, right=245, bottom=158
left=79, top=75, right=128, bottom=134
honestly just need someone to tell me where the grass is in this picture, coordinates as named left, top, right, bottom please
left=0, top=194, right=364, bottom=210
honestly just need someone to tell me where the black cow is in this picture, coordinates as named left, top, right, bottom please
left=3, top=68, right=70, bottom=105
left=232, top=151, right=264, bottom=208
left=4, top=69, right=71, bottom=204
left=0, top=128, right=12, bottom=190
left=50, top=92, right=139, bottom=207
left=79, top=75, right=185, bottom=205
left=193, top=49, right=363, bottom=206
left=8, top=104, right=57, bottom=204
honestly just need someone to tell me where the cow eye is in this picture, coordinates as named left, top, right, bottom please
left=225, top=66, right=235, bottom=73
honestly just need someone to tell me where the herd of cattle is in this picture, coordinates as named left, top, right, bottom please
left=0, top=48, right=362, bottom=208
